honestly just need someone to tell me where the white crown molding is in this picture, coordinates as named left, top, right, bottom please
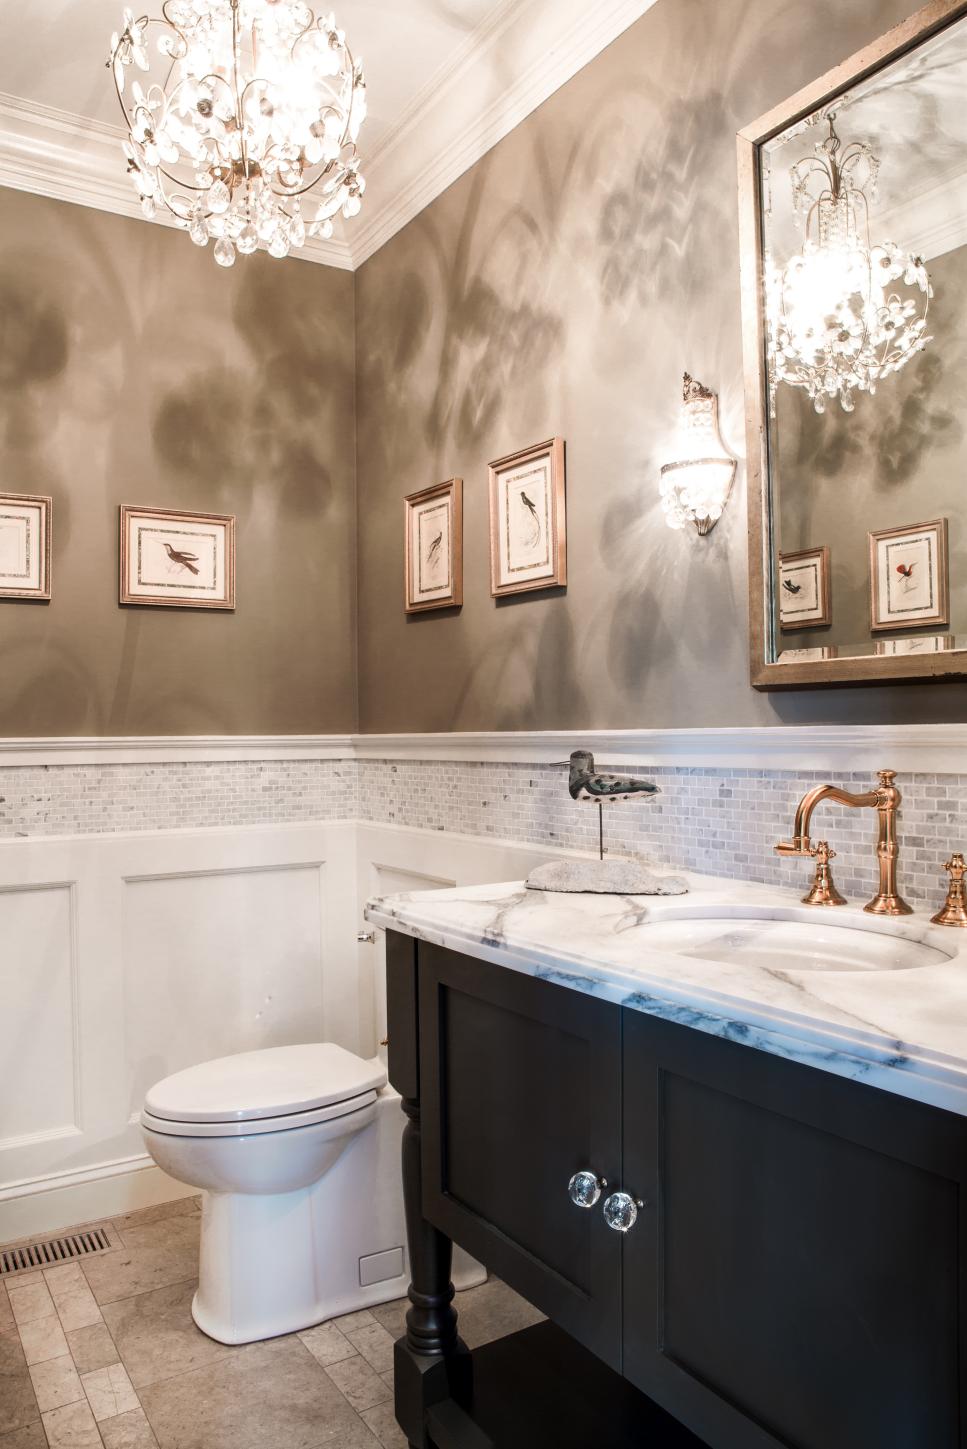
left=0, top=0, right=659, bottom=272
left=351, top=0, right=660, bottom=266
left=2, top=725, right=967, bottom=773
left=877, top=163, right=967, bottom=263
left=0, top=91, right=354, bottom=271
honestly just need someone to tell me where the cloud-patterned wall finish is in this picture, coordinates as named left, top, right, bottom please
left=0, top=191, right=356, bottom=737
left=354, top=0, right=967, bottom=731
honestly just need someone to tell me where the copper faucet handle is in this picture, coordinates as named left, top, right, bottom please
left=775, top=837, right=812, bottom=857
left=802, top=840, right=847, bottom=907
left=932, top=853, right=967, bottom=928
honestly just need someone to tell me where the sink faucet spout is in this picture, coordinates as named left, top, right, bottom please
left=775, top=771, right=912, bottom=917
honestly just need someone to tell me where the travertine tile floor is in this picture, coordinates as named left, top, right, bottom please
left=0, top=1198, right=543, bottom=1448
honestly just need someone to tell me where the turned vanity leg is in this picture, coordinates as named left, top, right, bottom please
left=394, top=1097, right=472, bottom=1448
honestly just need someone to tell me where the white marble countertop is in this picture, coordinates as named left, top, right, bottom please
left=364, top=873, right=967, bottom=1117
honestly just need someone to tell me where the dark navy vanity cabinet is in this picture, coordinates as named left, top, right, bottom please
left=387, top=931, right=967, bottom=1449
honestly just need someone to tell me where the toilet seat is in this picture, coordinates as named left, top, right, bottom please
left=142, top=1090, right=379, bottom=1138
left=141, top=1043, right=386, bottom=1138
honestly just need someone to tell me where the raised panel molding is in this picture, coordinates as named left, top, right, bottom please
left=0, top=0, right=659, bottom=271
left=0, top=884, right=79, bottom=1151
left=122, top=860, right=328, bottom=1110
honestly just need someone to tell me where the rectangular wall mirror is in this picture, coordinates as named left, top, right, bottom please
left=739, top=0, right=967, bottom=688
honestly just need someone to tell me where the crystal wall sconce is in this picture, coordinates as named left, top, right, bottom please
left=659, top=374, right=737, bottom=535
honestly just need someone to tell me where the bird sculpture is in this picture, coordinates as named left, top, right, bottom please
left=524, top=749, right=682, bottom=894
left=162, top=542, right=200, bottom=576
left=566, top=750, right=660, bottom=803
left=564, top=750, right=660, bottom=861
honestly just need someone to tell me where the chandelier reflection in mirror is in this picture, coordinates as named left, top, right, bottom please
left=108, top=2, right=366, bottom=266
left=659, top=375, right=737, bottom=536
left=767, top=112, right=932, bottom=414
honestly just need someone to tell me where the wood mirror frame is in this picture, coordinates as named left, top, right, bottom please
left=738, top=0, right=967, bottom=690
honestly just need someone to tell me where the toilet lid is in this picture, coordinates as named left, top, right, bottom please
left=144, top=1044, right=387, bottom=1125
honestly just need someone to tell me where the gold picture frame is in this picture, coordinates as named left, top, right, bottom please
left=120, top=505, right=236, bottom=610
left=404, top=479, right=463, bottom=613
left=869, top=519, right=949, bottom=633
left=488, top=438, right=566, bottom=597
left=778, top=546, right=831, bottom=631
left=0, top=492, right=51, bottom=602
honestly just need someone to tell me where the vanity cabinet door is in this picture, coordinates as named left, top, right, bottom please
left=418, top=942, right=623, bottom=1369
left=621, top=1010, right=967, bottom=1449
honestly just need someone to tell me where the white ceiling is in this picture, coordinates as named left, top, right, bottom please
left=0, top=0, right=658, bottom=269
left=0, top=0, right=492, bottom=153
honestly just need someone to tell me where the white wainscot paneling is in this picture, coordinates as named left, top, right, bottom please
left=0, top=885, right=78, bottom=1149
left=0, top=816, right=574, bottom=1240
left=123, top=864, right=326, bottom=1116
left=0, top=822, right=358, bottom=1240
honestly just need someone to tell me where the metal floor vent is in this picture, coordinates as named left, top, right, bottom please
left=1, top=1226, right=113, bottom=1277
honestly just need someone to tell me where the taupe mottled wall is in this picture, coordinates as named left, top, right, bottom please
left=0, top=190, right=355, bottom=736
left=354, top=0, right=967, bottom=731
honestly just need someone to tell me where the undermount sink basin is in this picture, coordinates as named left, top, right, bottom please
left=641, top=910, right=953, bottom=973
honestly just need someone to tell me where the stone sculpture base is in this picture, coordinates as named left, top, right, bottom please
left=525, top=859, right=689, bottom=896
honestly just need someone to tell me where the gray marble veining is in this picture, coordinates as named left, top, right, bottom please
left=364, top=874, right=967, bottom=1117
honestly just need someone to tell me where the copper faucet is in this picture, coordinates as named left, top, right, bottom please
left=775, top=770, right=912, bottom=916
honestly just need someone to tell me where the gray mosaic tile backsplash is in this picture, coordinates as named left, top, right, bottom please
left=2, top=752, right=964, bottom=907
left=0, top=760, right=358, bottom=839
left=355, top=759, right=967, bottom=907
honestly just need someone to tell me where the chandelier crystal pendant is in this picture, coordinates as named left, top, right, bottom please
left=766, top=113, right=932, bottom=414
left=108, top=2, right=367, bottom=266
left=659, top=374, right=737, bottom=536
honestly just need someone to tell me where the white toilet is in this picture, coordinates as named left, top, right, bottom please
left=141, top=1042, right=483, bottom=1345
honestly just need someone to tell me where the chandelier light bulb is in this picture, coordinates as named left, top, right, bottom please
left=659, top=374, right=737, bottom=536
left=767, top=113, right=932, bottom=414
left=107, top=1, right=367, bottom=265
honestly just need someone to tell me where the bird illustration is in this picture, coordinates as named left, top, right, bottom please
left=565, top=750, right=660, bottom=803
left=896, top=561, right=917, bottom=592
left=520, top=489, right=541, bottom=548
left=426, top=531, right=443, bottom=565
left=162, top=542, right=200, bottom=576
left=782, top=578, right=802, bottom=595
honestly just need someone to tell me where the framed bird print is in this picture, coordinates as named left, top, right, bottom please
left=119, top=505, right=235, bottom=610
left=778, top=546, right=830, bottom=630
left=869, top=519, right=948, bottom=633
left=0, top=493, right=51, bottom=601
left=404, top=478, right=462, bottom=613
left=489, top=437, right=566, bottom=597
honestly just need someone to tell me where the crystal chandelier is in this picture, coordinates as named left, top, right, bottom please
left=108, top=2, right=366, bottom=266
left=659, top=374, right=737, bottom=535
left=767, top=113, right=931, bottom=414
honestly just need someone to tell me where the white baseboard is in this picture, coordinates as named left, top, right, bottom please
left=0, top=1156, right=194, bottom=1243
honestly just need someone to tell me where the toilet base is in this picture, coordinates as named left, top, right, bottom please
left=191, top=1087, right=485, bottom=1344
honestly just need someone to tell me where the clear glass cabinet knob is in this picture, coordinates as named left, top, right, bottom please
left=568, top=1171, right=605, bottom=1209
left=603, top=1191, right=640, bottom=1232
